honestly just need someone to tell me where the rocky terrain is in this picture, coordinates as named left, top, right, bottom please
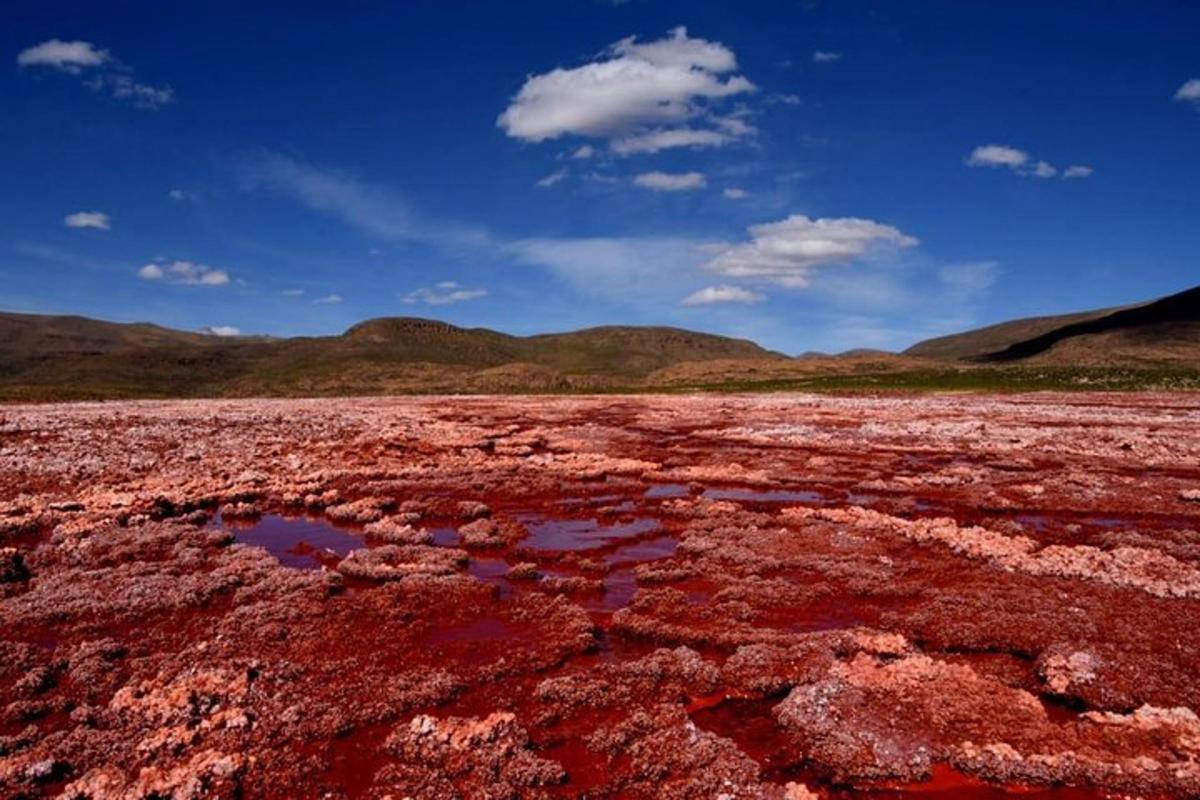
left=2, top=393, right=1200, bottom=798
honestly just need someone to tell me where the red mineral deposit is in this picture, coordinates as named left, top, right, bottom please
left=2, top=393, right=1198, bottom=798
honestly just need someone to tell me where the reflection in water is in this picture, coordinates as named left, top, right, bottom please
left=216, top=513, right=363, bottom=570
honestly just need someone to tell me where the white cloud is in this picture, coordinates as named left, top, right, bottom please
left=704, top=214, right=919, bottom=288
left=1030, top=160, right=1058, bottom=178
left=17, top=40, right=110, bottom=71
left=496, top=26, right=755, bottom=154
left=168, top=188, right=191, bottom=201
left=402, top=281, right=487, bottom=305
left=201, top=326, right=241, bottom=337
left=633, top=170, right=707, bottom=191
left=239, top=153, right=493, bottom=252
left=967, top=144, right=1093, bottom=180
left=17, top=39, right=172, bottom=109
left=812, top=51, right=842, bottom=63
left=281, top=288, right=305, bottom=296
left=571, top=144, right=596, bottom=159
left=611, top=127, right=731, bottom=155
left=313, top=293, right=344, bottom=305
left=138, top=259, right=230, bottom=286
left=64, top=211, right=110, bottom=230
left=966, top=144, right=1030, bottom=169
left=723, top=187, right=749, bottom=200
left=536, top=169, right=568, bottom=188
left=96, top=74, right=173, bottom=109
left=1174, top=79, right=1200, bottom=103
left=680, top=285, right=764, bottom=306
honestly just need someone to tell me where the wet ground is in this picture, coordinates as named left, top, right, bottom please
left=2, top=393, right=1200, bottom=798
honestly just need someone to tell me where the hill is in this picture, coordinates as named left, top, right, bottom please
left=905, top=285, right=1200, bottom=366
left=4, top=285, right=1198, bottom=400
left=0, top=313, right=789, bottom=399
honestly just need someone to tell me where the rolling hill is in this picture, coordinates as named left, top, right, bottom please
left=0, top=313, right=796, bottom=399
left=2, top=285, right=1197, bottom=400
left=905, top=285, right=1200, bottom=367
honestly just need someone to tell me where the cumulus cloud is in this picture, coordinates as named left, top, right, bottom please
left=812, top=51, right=842, bottom=63
left=17, top=40, right=110, bottom=71
left=281, top=288, right=305, bottom=297
left=536, top=169, right=568, bottom=188
left=496, top=26, right=755, bottom=155
left=201, top=326, right=240, bottom=337
left=633, top=170, right=707, bottom=191
left=17, top=39, right=173, bottom=109
left=680, top=285, right=764, bottom=306
left=313, top=293, right=344, bottom=305
left=571, top=144, right=596, bottom=159
left=966, top=144, right=1091, bottom=179
left=138, top=260, right=230, bottom=286
left=704, top=215, right=919, bottom=288
left=722, top=187, right=749, bottom=200
left=1174, top=79, right=1200, bottom=103
left=402, top=281, right=487, bottom=305
left=966, top=144, right=1030, bottom=169
left=64, top=211, right=110, bottom=230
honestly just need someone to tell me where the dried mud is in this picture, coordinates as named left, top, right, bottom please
left=2, top=393, right=1199, bottom=799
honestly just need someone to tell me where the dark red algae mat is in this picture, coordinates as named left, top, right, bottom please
left=2, top=393, right=1200, bottom=798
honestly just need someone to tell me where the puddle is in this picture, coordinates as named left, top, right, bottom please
left=430, top=526, right=461, bottom=547
left=645, top=483, right=690, bottom=499
left=701, top=487, right=826, bottom=504
left=520, top=516, right=660, bottom=552
left=604, top=534, right=678, bottom=566
left=216, top=514, right=363, bottom=570
left=468, top=556, right=513, bottom=597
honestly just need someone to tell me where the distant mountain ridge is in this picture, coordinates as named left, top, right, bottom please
left=2, top=284, right=1196, bottom=400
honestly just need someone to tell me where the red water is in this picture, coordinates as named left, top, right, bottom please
left=214, top=513, right=362, bottom=570
left=519, top=515, right=661, bottom=551
left=702, top=486, right=829, bottom=504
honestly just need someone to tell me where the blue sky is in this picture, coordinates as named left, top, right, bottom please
left=3, top=1, right=1198, bottom=353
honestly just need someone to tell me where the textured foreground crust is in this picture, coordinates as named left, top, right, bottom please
left=2, top=393, right=1199, bottom=799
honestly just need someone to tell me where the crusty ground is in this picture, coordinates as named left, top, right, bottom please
left=2, top=393, right=1199, bottom=799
